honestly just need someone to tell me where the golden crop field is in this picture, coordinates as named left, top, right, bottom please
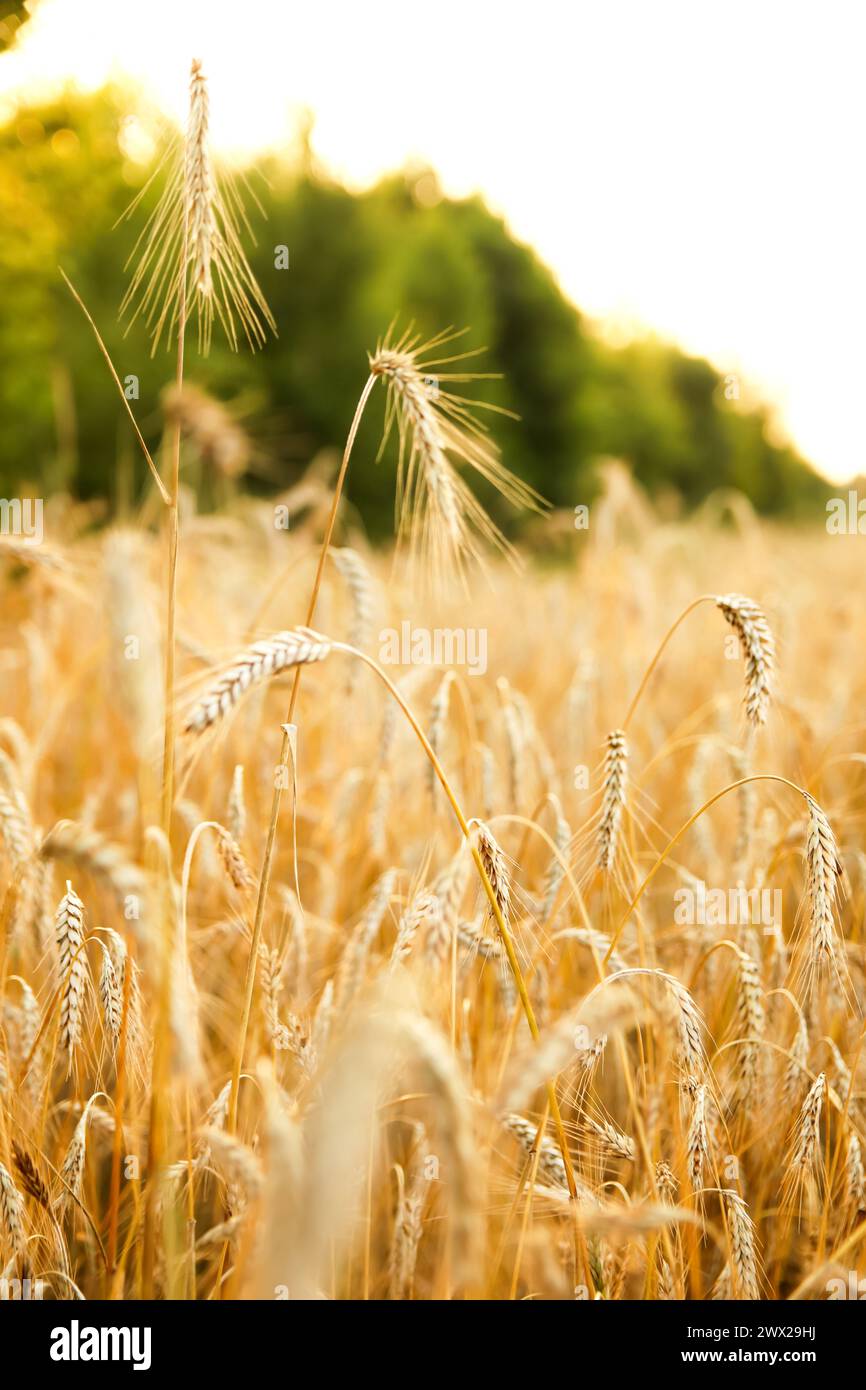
left=1, top=464, right=864, bottom=1301
left=0, top=58, right=864, bottom=1308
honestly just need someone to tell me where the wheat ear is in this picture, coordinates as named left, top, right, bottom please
left=715, top=594, right=774, bottom=727
left=723, top=1189, right=760, bottom=1299
left=733, top=950, right=765, bottom=1111
left=369, top=328, right=544, bottom=587
left=0, top=1163, right=25, bottom=1254
left=803, top=795, right=843, bottom=986
left=783, top=1071, right=825, bottom=1203
left=183, top=627, right=331, bottom=734
left=688, top=1083, right=709, bottom=1191
left=846, top=1133, right=866, bottom=1213
left=55, top=882, right=87, bottom=1066
left=597, top=730, right=628, bottom=871
left=470, top=819, right=512, bottom=927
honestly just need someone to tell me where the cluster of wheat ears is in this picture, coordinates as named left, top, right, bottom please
left=0, top=61, right=864, bottom=1303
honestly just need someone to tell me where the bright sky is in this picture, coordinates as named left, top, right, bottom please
left=2, top=0, right=863, bottom=481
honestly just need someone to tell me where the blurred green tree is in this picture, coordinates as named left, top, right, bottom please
left=0, top=86, right=829, bottom=531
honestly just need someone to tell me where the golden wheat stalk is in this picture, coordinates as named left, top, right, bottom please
left=0, top=1163, right=25, bottom=1255
left=183, top=627, right=332, bottom=734
left=723, top=1189, right=760, bottom=1299
left=55, top=882, right=87, bottom=1066
left=714, top=594, right=774, bottom=727
left=120, top=59, right=276, bottom=355
left=369, top=328, right=544, bottom=587
left=597, top=729, right=628, bottom=872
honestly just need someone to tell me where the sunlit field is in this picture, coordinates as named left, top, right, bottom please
left=1, top=464, right=864, bottom=1299
left=0, top=53, right=864, bottom=1308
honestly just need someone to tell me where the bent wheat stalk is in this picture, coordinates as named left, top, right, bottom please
left=224, top=636, right=580, bottom=1200
left=604, top=775, right=840, bottom=968
left=621, top=593, right=774, bottom=733
left=228, top=332, right=542, bottom=1135
left=225, top=373, right=377, bottom=1134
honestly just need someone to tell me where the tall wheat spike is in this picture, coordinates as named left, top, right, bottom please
left=55, top=882, right=87, bottom=1066
left=183, top=628, right=332, bottom=734
left=714, top=594, right=774, bottom=727
left=369, top=327, right=544, bottom=587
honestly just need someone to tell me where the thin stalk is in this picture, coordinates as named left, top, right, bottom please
left=605, top=773, right=808, bottom=962
left=160, top=222, right=189, bottom=835
left=508, top=1104, right=548, bottom=1300
left=621, top=596, right=712, bottom=732
left=106, top=942, right=133, bottom=1278
left=817, top=1023, right=866, bottom=1261
left=58, top=270, right=171, bottom=505
left=141, top=201, right=190, bottom=1300
left=333, top=644, right=579, bottom=1200
left=227, top=373, right=376, bottom=1133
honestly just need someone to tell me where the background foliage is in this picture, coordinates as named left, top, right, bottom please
left=0, top=87, right=830, bottom=533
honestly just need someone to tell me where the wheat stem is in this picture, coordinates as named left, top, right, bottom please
left=331, top=643, right=580, bottom=1200
left=141, top=157, right=190, bottom=1306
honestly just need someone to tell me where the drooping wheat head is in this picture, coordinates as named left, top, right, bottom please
left=715, top=594, right=775, bottom=727
left=183, top=628, right=332, bottom=735
left=369, top=327, right=544, bottom=588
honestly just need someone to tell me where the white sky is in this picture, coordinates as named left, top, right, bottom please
left=2, top=0, right=863, bottom=481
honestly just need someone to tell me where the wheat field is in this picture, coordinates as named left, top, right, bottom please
left=1, top=468, right=864, bottom=1301
left=0, top=58, right=864, bottom=1305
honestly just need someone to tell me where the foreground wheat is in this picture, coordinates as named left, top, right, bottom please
left=2, top=501, right=863, bottom=1301
left=4, top=55, right=864, bottom=1302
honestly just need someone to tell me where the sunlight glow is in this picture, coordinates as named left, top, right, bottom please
left=2, top=0, right=862, bottom=481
